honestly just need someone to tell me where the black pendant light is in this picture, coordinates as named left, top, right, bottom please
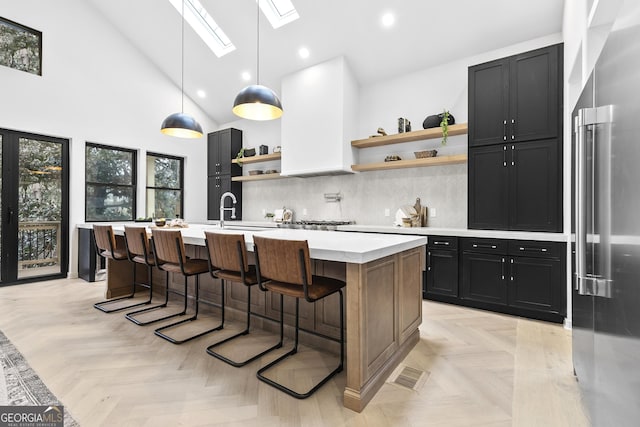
left=161, top=0, right=203, bottom=138
left=232, top=0, right=283, bottom=120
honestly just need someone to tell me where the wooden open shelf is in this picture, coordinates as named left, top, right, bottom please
left=351, top=154, right=467, bottom=172
left=232, top=173, right=284, bottom=182
left=232, top=152, right=281, bottom=165
left=351, top=123, right=468, bottom=148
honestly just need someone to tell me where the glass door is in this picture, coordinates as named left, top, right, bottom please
left=0, top=129, right=69, bottom=285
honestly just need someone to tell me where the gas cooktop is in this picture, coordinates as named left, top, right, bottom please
left=278, top=219, right=355, bottom=230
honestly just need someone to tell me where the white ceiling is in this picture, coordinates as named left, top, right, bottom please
left=87, top=0, right=565, bottom=125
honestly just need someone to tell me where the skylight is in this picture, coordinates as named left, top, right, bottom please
left=258, top=0, right=300, bottom=29
left=169, top=0, right=236, bottom=58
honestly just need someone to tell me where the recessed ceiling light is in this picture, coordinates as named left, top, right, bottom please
left=381, top=12, right=395, bottom=28
left=197, top=89, right=206, bottom=98
left=241, top=71, right=251, bottom=81
left=298, top=47, right=310, bottom=59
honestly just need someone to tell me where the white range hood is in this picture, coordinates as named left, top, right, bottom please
left=280, top=56, right=358, bottom=177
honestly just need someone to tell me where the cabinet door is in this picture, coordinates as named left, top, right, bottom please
left=509, top=44, right=560, bottom=142
left=509, top=139, right=560, bottom=231
left=207, top=132, right=220, bottom=176
left=468, top=145, right=509, bottom=229
left=219, top=128, right=243, bottom=176
left=468, top=58, right=509, bottom=147
left=508, top=256, right=562, bottom=314
left=461, top=252, right=507, bottom=305
left=426, top=249, right=458, bottom=297
left=207, top=176, right=221, bottom=220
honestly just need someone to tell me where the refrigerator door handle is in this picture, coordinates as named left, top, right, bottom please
left=575, top=105, right=615, bottom=298
left=575, top=109, right=588, bottom=294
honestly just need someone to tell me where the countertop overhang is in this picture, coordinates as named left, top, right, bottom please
left=79, top=223, right=427, bottom=264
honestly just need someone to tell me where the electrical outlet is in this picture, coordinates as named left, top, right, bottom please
left=430, top=208, right=437, bottom=217
left=302, top=208, right=308, bottom=216
left=262, top=208, right=266, bottom=216
left=384, top=208, right=390, bottom=217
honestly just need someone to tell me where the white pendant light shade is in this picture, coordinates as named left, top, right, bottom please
left=161, top=112, right=203, bottom=138
left=232, top=84, right=283, bottom=120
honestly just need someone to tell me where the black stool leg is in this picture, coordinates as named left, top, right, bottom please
left=256, top=291, right=344, bottom=399
left=94, top=261, right=152, bottom=313
left=154, top=274, right=224, bottom=344
left=206, top=282, right=283, bottom=367
left=125, top=265, right=170, bottom=325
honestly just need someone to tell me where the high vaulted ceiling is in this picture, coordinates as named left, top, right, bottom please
left=87, top=0, right=565, bottom=125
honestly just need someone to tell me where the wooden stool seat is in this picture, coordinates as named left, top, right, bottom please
left=264, top=275, right=344, bottom=300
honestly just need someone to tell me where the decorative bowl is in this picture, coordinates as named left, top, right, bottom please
left=248, top=170, right=263, bottom=175
left=154, top=218, right=166, bottom=227
left=414, top=150, right=437, bottom=159
left=243, top=147, right=256, bottom=157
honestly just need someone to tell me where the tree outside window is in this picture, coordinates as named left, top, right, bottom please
left=85, top=143, right=136, bottom=221
left=146, top=153, right=183, bottom=219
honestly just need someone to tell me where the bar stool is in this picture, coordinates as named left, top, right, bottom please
left=203, top=231, right=283, bottom=367
left=253, top=235, right=345, bottom=399
left=122, top=226, right=179, bottom=326
left=92, top=224, right=152, bottom=313
left=151, top=229, right=224, bottom=344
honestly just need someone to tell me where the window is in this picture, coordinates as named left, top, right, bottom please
left=0, top=16, right=42, bottom=75
left=258, top=0, right=299, bottom=29
left=146, top=153, right=183, bottom=219
left=168, top=0, right=236, bottom=57
left=85, top=143, right=136, bottom=222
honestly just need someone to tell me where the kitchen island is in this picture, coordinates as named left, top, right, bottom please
left=79, top=223, right=427, bottom=412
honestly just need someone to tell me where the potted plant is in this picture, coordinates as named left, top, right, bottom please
left=235, top=148, right=245, bottom=166
left=440, top=110, right=451, bottom=145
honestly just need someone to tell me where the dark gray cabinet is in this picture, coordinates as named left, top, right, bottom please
left=468, top=44, right=563, bottom=233
left=207, top=128, right=242, bottom=220
left=469, top=44, right=561, bottom=147
left=469, top=139, right=561, bottom=232
left=424, top=236, right=458, bottom=298
left=458, top=238, right=565, bottom=322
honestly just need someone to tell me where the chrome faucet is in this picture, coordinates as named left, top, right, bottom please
left=219, top=192, right=237, bottom=228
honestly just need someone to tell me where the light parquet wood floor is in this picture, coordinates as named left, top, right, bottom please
left=0, top=278, right=590, bottom=426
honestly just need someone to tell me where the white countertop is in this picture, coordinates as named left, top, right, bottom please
left=81, top=222, right=426, bottom=264
left=337, top=224, right=569, bottom=242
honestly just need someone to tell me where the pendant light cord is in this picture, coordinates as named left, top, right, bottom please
left=256, top=0, right=260, bottom=86
left=181, top=0, right=185, bottom=113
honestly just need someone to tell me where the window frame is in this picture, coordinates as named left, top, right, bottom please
left=85, top=142, right=137, bottom=222
left=145, top=151, right=184, bottom=219
left=0, top=16, right=43, bottom=76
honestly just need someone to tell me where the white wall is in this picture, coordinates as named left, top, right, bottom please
left=221, top=33, right=562, bottom=227
left=0, top=0, right=217, bottom=277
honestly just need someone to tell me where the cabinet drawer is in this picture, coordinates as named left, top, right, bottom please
left=428, top=235, right=458, bottom=249
left=508, top=240, right=562, bottom=258
left=461, top=238, right=507, bottom=254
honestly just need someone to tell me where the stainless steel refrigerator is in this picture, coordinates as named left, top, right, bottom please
left=572, top=4, right=640, bottom=425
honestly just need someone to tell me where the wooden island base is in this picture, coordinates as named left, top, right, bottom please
left=100, top=229, right=425, bottom=413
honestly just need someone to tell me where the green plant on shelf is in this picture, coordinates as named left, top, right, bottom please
left=235, top=148, right=245, bottom=166
left=440, top=110, right=450, bottom=145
